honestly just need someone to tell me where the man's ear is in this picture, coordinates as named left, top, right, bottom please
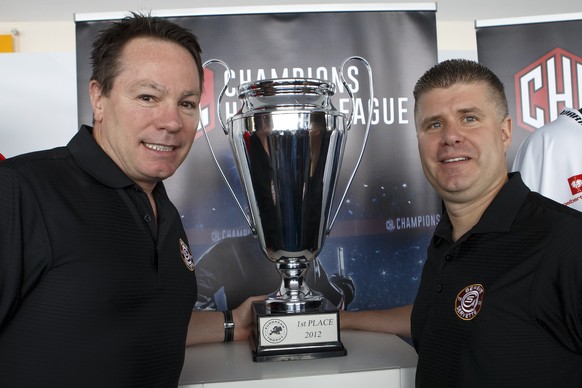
left=501, top=115, right=512, bottom=152
left=89, top=80, right=104, bottom=122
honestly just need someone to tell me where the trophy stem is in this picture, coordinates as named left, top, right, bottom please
left=266, top=259, right=324, bottom=313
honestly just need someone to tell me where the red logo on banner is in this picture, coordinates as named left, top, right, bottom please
left=514, top=48, right=582, bottom=133
left=196, top=67, right=216, bottom=140
left=568, top=174, right=582, bottom=195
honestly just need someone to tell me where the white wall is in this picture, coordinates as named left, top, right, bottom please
left=0, top=21, right=76, bottom=157
left=0, top=51, right=77, bottom=158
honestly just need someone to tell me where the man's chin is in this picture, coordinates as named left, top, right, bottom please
left=144, top=165, right=179, bottom=182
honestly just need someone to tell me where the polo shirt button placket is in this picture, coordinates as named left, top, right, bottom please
left=434, top=253, right=453, bottom=294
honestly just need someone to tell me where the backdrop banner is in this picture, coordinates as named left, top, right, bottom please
left=75, top=5, right=440, bottom=312
left=476, top=13, right=582, bottom=166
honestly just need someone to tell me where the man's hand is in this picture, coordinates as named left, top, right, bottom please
left=232, top=295, right=265, bottom=341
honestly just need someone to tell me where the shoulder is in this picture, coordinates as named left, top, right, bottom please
left=1, top=147, right=74, bottom=195
left=514, top=110, right=582, bottom=159
left=524, top=192, right=582, bottom=267
left=1, top=147, right=71, bottom=174
left=525, top=191, right=582, bottom=220
left=515, top=191, right=582, bottom=254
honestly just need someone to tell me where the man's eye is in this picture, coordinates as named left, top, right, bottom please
left=181, top=101, right=198, bottom=110
left=139, top=95, right=154, bottom=102
left=430, top=122, right=442, bottom=129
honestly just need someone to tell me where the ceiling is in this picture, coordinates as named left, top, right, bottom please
left=2, top=0, right=582, bottom=23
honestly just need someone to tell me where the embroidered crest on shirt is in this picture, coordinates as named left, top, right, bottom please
left=455, top=284, right=484, bottom=320
left=179, top=238, right=195, bottom=272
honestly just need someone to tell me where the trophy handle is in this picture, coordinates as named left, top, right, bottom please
left=203, top=58, right=231, bottom=135
left=200, top=59, right=257, bottom=234
left=327, top=56, right=375, bottom=234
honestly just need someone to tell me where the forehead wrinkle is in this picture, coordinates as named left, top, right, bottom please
left=132, top=79, right=166, bottom=93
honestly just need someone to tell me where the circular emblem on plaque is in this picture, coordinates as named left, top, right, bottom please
left=262, top=318, right=287, bottom=344
left=455, top=283, right=484, bottom=320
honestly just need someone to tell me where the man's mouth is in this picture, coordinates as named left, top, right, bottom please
left=443, top=157, right=469, bottom=163
left=143, top=142, right=175, bottom=152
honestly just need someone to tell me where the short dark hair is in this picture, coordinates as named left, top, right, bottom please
left=413, top=59, right=509, bottom=120
left=90, top=12, right=203, bottom=97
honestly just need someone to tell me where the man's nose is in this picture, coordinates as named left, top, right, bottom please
left=157, top=103, right=183, bottom=132
left=442, top=123, right=463, bottom=145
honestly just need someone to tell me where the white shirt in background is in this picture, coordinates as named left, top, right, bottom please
left=512, top=107, right=582, bottom=212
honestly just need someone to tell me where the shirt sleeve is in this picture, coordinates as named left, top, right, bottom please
left=0, top=167, right=51, bottom=328
left=511, top=132, right=545, bottom=192
left=533, top=218, right=582, bottom=354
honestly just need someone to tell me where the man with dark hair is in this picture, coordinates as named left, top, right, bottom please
left=341, top=59, right=582, bottom=386
left=0, top=13, right=255, bottom=387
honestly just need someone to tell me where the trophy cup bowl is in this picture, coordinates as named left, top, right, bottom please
left=229, top=79, right=344, bottom=311
left=204, top=57, right=373, bottom=361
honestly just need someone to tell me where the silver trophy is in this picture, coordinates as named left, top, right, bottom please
left=203, top=57, right=373, bottom=361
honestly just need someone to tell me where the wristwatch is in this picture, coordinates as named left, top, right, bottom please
left=223, top=310, right=235, bottom=342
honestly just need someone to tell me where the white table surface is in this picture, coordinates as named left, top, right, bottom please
left=179, top=330, right=418, bottom=387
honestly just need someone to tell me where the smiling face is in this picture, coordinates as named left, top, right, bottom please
left=415, top=81, right=512, bottom=207
left=90, top=37, right=201, bottom=193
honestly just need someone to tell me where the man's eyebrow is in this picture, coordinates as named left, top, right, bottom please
left=134, top=80, right=166, bottom=92
left=419, top=114, right=441, bottom=128
left=457, top=106, right=485, bottom=116
left=134, top=81, right=200, bottom=99
left=181, top=89, right=201, bottom=99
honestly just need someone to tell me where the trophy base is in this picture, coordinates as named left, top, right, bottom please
left=250, top=301, right=347, bottom=362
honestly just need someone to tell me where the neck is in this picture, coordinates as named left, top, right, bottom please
left=446, top=204, right=486, bottom=242
left=445, top=175, right=508, bottom=241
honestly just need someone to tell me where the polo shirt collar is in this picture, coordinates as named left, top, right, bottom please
left=473, top=172, right=530, bottom=233
left=434, top=172, right=530, bottom=241
left=67, top=125, right=134, bottom=189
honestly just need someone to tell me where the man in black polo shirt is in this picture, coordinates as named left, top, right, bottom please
left=341, top=59, right=582, bottom=386
left=0, top=13, right=255, bottom=387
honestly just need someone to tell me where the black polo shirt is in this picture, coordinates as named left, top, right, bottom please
left=411, top=173, right=582, bottom=387
left=0, top=126, right=198, bottom=387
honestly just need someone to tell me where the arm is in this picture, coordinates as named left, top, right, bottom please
left=339, top=304, right=412, bottom=338
left=185, top=295, right=263, bottom=346
left=0, top=168, right=50, bottom=327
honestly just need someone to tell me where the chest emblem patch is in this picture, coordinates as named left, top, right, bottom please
left=179, top=238, right=195, bottom=272
left=455, top=283, right=484, bottom=320
left=568, top=174, right=582, bottom=195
